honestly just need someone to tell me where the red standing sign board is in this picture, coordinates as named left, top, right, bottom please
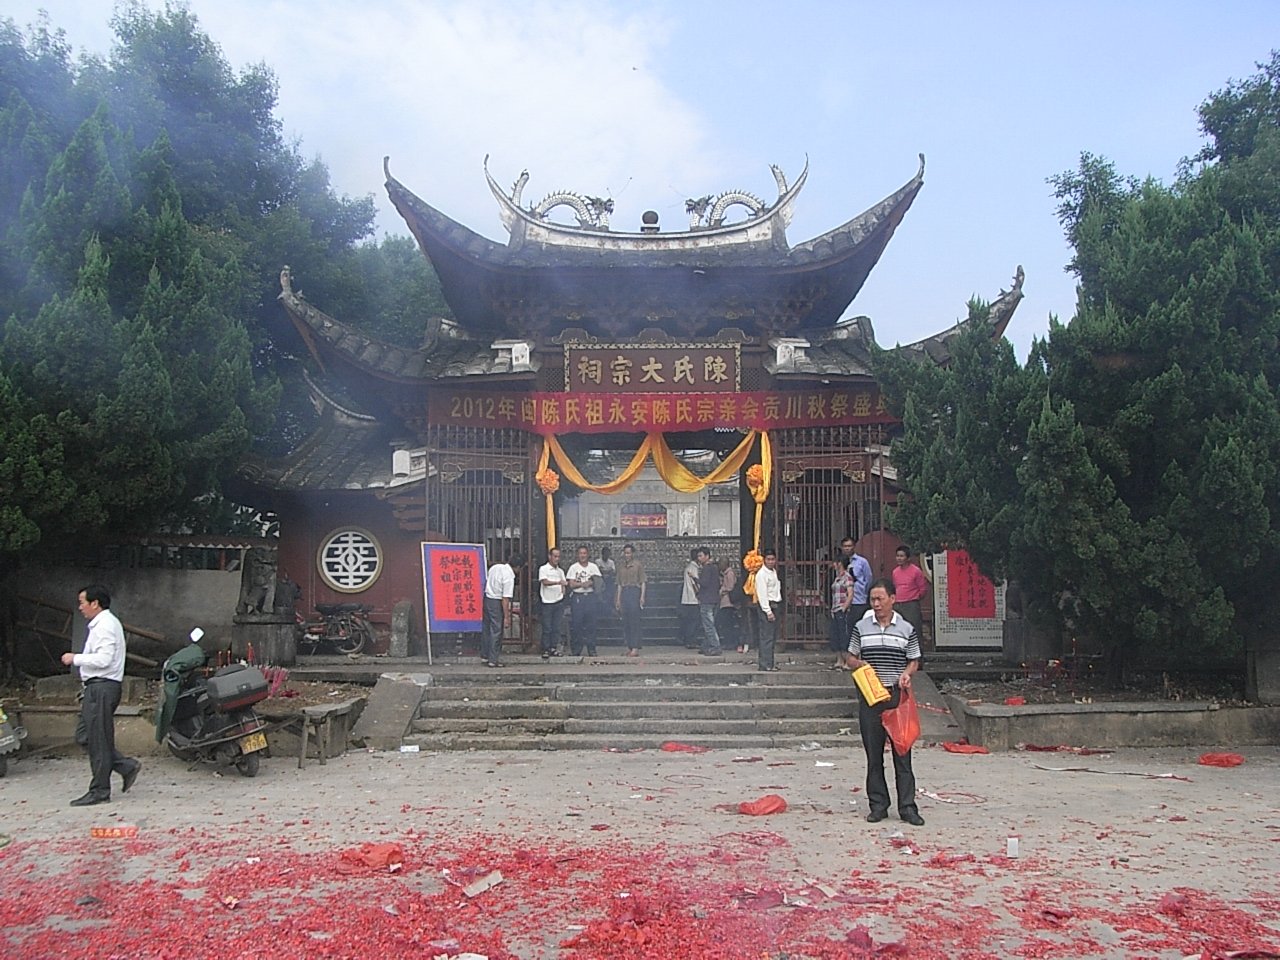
left=421, top=543, right=486, bottom=633
left=946, top=549, right=996, bottom=619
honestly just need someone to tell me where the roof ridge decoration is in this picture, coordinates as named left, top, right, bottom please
left=482, top=155, right=809, bottom=251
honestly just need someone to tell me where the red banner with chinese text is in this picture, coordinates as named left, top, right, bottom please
left=431, top=389, right=894, bottom=435
left=421, top=543, right=485, bottom=633
left=946, top=549, right=996, bottom=619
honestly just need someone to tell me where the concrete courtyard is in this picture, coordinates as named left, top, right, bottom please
left=1, top=737, right=1277, bottom=958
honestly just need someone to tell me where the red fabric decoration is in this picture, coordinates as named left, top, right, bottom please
left=1198, top=752, right=1245, bottom=767
left=881, top=687, right=921, bottom=756
left=738, top=794, right=788, bottom=816
left=942, top=741, right=990, bottom=754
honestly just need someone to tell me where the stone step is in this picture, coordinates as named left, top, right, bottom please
left=411, top=717, right=860, bottom=736
left=417, top=681, right=853, bottom=702
left=401, top=731, right=859, bottom=752
left=416, top=698, right=855, bottom=721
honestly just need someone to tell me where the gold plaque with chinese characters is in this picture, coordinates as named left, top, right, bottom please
left=565, top=343, right=740, bottom=394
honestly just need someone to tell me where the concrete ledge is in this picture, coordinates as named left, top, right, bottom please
left=946, top=696, right=1280, bottom=751
left=13, top=703, right=169, bottom=757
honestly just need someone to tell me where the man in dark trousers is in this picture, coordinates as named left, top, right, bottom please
left=62, top=584, right=141, bottom=806
left=846, top=578, right=924, bottom=826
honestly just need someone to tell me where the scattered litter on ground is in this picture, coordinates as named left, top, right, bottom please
left=461, top=870, right=504, bottom=898
left=1030, top=763, right=1193, bottom=781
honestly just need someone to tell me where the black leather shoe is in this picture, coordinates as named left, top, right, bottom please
left=70, top=792, right=110, bottom=807
left=866, top=809, right=888, bottom=823
left=901, top=810, right=925, bottom=826
left=121, top=760, right=141, bottom=794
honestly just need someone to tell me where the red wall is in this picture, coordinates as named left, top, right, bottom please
left=277, top=492, right=430, bottom=652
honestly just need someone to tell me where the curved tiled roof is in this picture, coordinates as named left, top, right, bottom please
left=383, top=157, right=925, bottom=338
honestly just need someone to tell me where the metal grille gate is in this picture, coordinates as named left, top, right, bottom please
left=770, top=425, right=889, bottom=647
left=423, top=426, right=538, bottom=652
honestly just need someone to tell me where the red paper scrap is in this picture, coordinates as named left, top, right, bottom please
left=1004, top=696, right=1026, bottom=706
left=942, top=742, right=990, bottom=754
left=336, top=842, right=404, bottom=874
left=1198, top=752, right=1245, bottom=767
left=660, top=741, right=709, bottom=754
left=738, top=794, right=787, bottom=816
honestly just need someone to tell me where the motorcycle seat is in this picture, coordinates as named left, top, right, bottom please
left=315, top=602, right=367, bottom=615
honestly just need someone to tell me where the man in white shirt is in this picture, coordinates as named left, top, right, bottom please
left=753, top=549, right=783, bottom=672
left=61, top=584, right=141, bottom=806
left=566, top=545, right=602, bottom=657
left=482, top=552, right=522, bottom=667
left=538, top=547, right=568, bottom=659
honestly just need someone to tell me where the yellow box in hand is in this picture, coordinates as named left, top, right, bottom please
left=852, top=664, right=891, bottom=706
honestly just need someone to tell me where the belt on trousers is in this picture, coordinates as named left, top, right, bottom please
left=571, top=591, right=593, bottom=597
left=83, top=677, right=120, bottom=685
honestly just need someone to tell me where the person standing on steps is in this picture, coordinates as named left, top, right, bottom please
left=829, top=554, right=854, bottom=670
left=538, top=546, right=568, bottom=659
left=598, top=545, right=617, bottom=621
left=716, top=557, right=740, bottom=653
left=679, top=547, right=701, bottom=649
left=846, top=578, right=924, bottom=827
left=842, top=537, right=872, bottom=626
left=566, top=545, right=602, bottom=657
left=615, top=543, right=646, bottom=656
left=695, top=547, right=722, bottom=656
left=891, top=545, right=929, bottom=643
left=482, top=551, right=522, bottom=667
left=753, top=548, right=782, bottom=672
left=62, top=584, right=141, bottom=806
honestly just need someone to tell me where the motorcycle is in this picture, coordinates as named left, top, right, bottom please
left=0, top=703, right=27, bottom=778
left=296, top=602, right=375, bottom=655
left=156, top=629, right=270, bottom=777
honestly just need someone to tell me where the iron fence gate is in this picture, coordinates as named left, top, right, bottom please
left=424, top=426, right=538, bottom=653
left=770, top=426, right=888, bottom=647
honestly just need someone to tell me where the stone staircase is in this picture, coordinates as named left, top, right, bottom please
left=402, top=659, right=865, bottom=751
left=590, top=578, right=686, bottom=646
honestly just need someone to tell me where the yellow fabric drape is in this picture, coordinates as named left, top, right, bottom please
left=538, top=431, right=770, bottom=553
left=648, top=432, right=757, bottom=493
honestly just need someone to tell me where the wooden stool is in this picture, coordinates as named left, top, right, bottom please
left=297, top=700, right=358, bottom=769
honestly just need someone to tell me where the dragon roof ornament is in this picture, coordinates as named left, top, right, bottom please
left=483, top=155, right=809, bottom=252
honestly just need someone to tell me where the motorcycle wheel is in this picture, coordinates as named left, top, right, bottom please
left=235, top=751, right=260, bottom=777
left=334, top=622, right=366, bottom=655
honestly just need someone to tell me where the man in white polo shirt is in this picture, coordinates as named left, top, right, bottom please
left=61, top=584, right=141, bottom=806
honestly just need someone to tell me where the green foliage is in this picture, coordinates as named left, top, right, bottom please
left=0, top=4, right=441, bottom=553
left=878, top=55, right=1280, bottom=670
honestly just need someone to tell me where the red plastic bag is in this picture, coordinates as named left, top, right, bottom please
left=1198, top=752, right=1245, bottom=767
left=881, top=687, right=921, bottom=756
left=738, top=794, right=788, bottom=816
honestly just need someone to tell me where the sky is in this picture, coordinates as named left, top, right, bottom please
left=7, top=1, right=1278, bottom=358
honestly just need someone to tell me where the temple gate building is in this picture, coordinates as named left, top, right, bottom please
left=234, top=155, right=1023, bottom=654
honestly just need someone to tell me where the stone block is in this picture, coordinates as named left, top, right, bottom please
left=350, top=673, right=433, bottom=751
